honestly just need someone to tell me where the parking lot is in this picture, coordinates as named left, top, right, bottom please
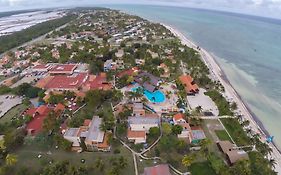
left=187, top=88, right=219, bottom=116
left=0, top=95, right=22, bottom=118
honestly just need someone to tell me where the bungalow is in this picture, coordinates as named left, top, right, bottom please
left=104, top=59, right=114, bottom=71
left=173, top=113, right=192, bottom=142
left=54, top=103, right=65, bottom=116
left=217, top=141, right=249, bottom=165
left=24, top=105, right=51, bottom=135
left=132, top=102, right=145, bottom=117
left=143, top=164, right=171, bottom=175
left=49, top=64, right=78, bottom=75
left=158, top=63, right=170, bottom=78
left=127, top=113, right=159, bottom=144
left=127, top=129, right=146, bottom=144
left=115, top=49, right=124, bottom=58
left=116, top=67, right=139, bottom=79
left=179, top=75, right=199, bottom=95
left=128, top=115, right=159, bottom=133
left=64, top=116, right=110, bottom=152
left=134, top=72, right=162, bottom=92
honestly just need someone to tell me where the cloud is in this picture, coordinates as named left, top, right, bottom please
left=1, top=0, right=281, bottom=19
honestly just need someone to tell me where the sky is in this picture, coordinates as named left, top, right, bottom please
left=1, top=0, right=281, bottom=19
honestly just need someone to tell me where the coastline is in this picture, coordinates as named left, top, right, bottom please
left=161, top=23, right=281, bottom=173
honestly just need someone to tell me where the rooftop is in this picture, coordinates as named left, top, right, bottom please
left=143, top=164, right=171, bottom=175
left=82, top=116, right=105, bottom=143
left=179, top=75, right=199, bottom=94
left=49, top=64, right=77, bottom=74
left=128, top=116, right=159, bottom=125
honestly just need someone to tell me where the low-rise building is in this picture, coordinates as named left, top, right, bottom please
left=23, top=105, right=51, bottom=135
left=179, top=75, right=199, bottom=95
left=49, top=64, right=78, bottom=75
left=64, top=116, right=110, bottom=152
left=128, top=115, right=159, bottom=133
left=217, top=141, right=249, bottom=165
left=143, top=164, right=171, bottom=175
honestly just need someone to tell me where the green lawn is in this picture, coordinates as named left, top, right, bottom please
left=0, top=75, right=6, bottom=82
left=190, top=161, right=217, bottom=175
left=215, top=130, right=232, bottom=142
left=0, top=104, right=28, bottom=124
left=15, top=142, right=135, bottom=175
left=220, top=118, right=251, bottom=146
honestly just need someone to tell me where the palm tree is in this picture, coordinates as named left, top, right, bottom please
left=269, top=159, right=276, bottom=168
left=200, top=139, right=212, bottom=158
left=182, top=154, right=194, bottom=167
left=195, top=106, right=203, bottom=114
left=119, top=156, right=128, bottom=168
left=5, top=154, right=17, bottom=166
left=95, top=157, right=105, bottom=172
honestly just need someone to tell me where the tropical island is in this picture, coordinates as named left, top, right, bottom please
left=0, top=7, right=278, bottom=175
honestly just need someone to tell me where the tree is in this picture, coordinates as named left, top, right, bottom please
left=162, top=123, right=172, bottom=135
left=195, top=106, right=203, bottom=114
left=118, top=156, right=128, bottom=169
left=200, top=139, right=212, bottom=158
left=148, top=127, right=160, bottom=138
left=4, top=129, right=26, bottom=152
left=171, top=125, right=183, bottom=135
left=182, top=154, right=194, bottom=167
left=43, top=111, right=59, bottom=133
left=5, top=154, right=18, bottom=166
left=230, top=160, right=251, bottom=175
left=95, top=157, right=105, bottom=172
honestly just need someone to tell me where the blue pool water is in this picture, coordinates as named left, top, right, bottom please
left=132, top=87, right=166, bottom=103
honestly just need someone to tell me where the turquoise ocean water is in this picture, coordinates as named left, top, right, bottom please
left=106, top=5, right=281, bottom=149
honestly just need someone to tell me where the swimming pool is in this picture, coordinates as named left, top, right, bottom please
left=132, top=87, right=166, bottom=103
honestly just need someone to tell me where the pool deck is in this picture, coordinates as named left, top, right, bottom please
left=121, top=83, right=179, bottom=114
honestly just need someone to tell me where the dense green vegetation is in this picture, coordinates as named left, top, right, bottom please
left=0, top=83, right=43, bottom=98
left=220, top=118, right=250, bottom=146
left=0, top=14, right=76, bottom=54
left=190, top=161, right=217, bottom=175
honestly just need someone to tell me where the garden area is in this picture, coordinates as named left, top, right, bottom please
left=215, top=130, right=232, bottom=142
left=13, top=139, right=135, bottom=175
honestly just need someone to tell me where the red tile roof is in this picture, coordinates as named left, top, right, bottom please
left=44, top=73, right=88, bottom=90
left=54, top=103, right=65, bottom=113
left=49, top=64, right=77, bottom=74
left=179, top=75, right=199, bottom=93
left=173, top=113, right=184, bottom=121
left=33, top=64, right=49, bottom=70
left=144, top=164, right=171, bottom=175
left=36, top=105, right=49, bottom=115
left=83, top=119, right=91, bottom=127
left=83, top=73, right=112, bottom=91
left=127, top=129, right=146, bottom=138
left=117, top=67, right=138, bottom=78
left=26, top=105, right=51, bottom=135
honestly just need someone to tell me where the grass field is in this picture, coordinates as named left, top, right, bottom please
left=190, top=161, right=217, bottom=175
left=0, top=104, right=28, bottom=124
left=220, top=118, right=251, bottom=146
left=15, top=142, right=135, bottom=174
left=215, top=130, right=232, bottom=142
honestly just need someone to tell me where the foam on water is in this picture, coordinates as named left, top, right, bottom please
left=107, top=4, right=281, bottom=149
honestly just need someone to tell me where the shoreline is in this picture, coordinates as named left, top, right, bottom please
left=161, top=23, right=281, bottom=173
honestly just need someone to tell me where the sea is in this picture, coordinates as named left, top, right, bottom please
left=105, top=5, right=281, bottom=149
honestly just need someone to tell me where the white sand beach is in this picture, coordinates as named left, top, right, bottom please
left=162, top=23, right=281, bottom=173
